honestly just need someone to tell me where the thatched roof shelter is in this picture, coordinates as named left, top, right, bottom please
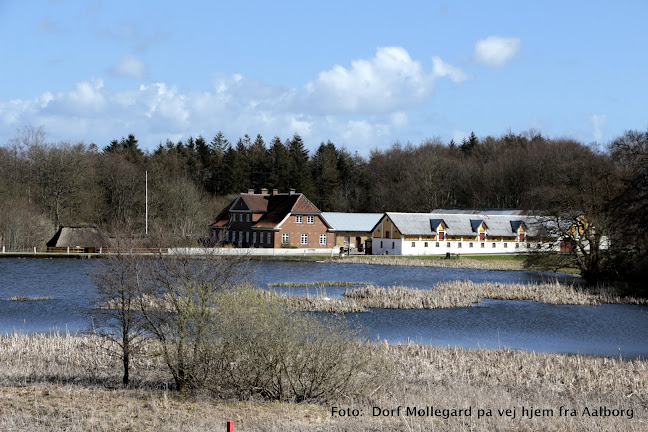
left=46, top=226, right=108, bottom=248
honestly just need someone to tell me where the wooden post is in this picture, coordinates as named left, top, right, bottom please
left=226, top=421, right=234, bottom=432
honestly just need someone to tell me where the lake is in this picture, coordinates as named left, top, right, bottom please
left=1, top=257, right=646, bottom=359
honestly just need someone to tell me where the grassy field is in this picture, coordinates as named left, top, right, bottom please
left=0, top=332, right=645, bottom=431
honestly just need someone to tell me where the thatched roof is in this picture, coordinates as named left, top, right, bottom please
left=46, top=226, right=108, bottom=248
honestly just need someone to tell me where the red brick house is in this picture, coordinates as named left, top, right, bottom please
left=208, top=189, right=333, bottom=248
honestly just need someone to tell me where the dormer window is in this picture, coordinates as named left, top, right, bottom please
left=519, top=233, right=525, bottom=242
left=439, top=230, right=445, bottom=240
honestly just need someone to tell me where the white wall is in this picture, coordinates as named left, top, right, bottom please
left=371, top=237, right=559, bottom=256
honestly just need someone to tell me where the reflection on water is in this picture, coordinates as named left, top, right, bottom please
left=0, top=258, right=645, bottom=359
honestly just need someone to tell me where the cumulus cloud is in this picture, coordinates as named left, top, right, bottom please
left=111, top=54, right=147, bottom=79
left=474, top=36, right=521, bottom=67
left=431, top=56, right=471, bottom=82
left=304, top=46, right=453, bottom=114
left=0, top=47, right=471, bottom=153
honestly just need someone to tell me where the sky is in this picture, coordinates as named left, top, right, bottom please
left=1, top=1, right=647, bottom=154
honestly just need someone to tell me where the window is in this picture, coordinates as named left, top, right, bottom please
left=301, top=234, right=308, bottom=245
left=246, top=214, right=251, bottom=222
left=246, top=232, right=249, bottom=243
left=412, top=242, right=416, bottom=247
left=307, top=215, right=314, bottom=224
left=380, top=241, right=383, bottom=248
left=320, top=234, right=327, bottom=245
left=253, top=232, right=257, bottom=244
left=458, top=242, right=462, bottom=248
left=515, top=243, right=520, bottom=248
left=282, top=233, right=289, bottom=244
left=469, top=242, right=473, bottom=248
left=424, top=242, right=428, bottom=247
left=392, top=242, right=395, bottom=249
left=295, top=215, right=303, bottom=224
left=446, top=242, right=451, bottom=248
left=239, top=214, right=243, bottom=222
left=439, top=231, right=445, bottom=240
left=481, top=243, right=485, bottom=248
left=435, top=242, right=439, bottom=247
left=226, top=231, right=230, bottom=241
left=492, top=243, right=496, bottom=248
left=504, top=243, right=508, bottom=248
left=239, top=231, right=243, bottom=243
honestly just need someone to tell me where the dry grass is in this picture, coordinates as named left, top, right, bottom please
left=268, top=281, right=369, bottom=288
left=4, top=296, right=53, bottom=301
left=0, top=332, right=646, bottom=431
left=325, top=255, right=522, bottom=271
left=344, top=281, right=648, bottom=310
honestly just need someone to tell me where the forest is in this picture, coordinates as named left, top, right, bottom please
left=0, top=125, right=646, bottom=287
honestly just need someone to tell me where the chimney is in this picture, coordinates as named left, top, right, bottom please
left=261, top=188, right=268, bottom=195
left=289, top=188, right=296, bottom=195
left=247, top=189, right=254, bottom=194
left=272, top=189, right=278, bottom=196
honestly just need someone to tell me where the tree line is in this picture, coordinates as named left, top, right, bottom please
left=0, top=126, right=646, bottom=288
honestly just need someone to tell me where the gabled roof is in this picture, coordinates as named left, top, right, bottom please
left=378, top=212, right=545, bottom=237
left=209, top=191, right=325, bottom=230
left=321, top=212, right=383, bottom=232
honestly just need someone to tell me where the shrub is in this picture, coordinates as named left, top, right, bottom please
left=207, top=285, right=375, bottom=402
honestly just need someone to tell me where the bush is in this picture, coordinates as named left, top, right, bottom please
left=207, top=285, right=376, bottom=402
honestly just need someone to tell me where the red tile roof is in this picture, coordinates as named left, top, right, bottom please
left=208, top=192, right=322, bottom=229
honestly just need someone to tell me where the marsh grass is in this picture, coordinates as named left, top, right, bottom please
left=325, top=255, right=523, bottom=270
left=267, top=281, right=369, bottom=287
left=344, top=281, right=648, bottom=310
left=1, top=332, right=646, bottom=431
left=5, top=296, right=53, bottom=301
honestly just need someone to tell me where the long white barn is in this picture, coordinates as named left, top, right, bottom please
left=370, top=210, right=554, bottom=256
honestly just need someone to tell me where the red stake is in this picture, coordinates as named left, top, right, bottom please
left=227, top=421, right=234, bottom=432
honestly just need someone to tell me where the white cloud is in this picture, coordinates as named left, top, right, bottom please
left=590, top=114, right=607, bottom=142
left=304, top=46, right=438, bottom=114
left=0, top=47, right=472, bottom=153
left=474, top=36, right=521, bottom=67
left=111, top=54, right=147, bottom=79
left=431, top=56, right=471, bottom=82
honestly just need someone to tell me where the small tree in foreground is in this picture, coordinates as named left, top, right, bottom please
left=89, top=251, right=146, bottom=387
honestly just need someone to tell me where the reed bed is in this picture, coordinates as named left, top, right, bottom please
left=275, top=294, right=367, bottom=313
left=1, top=332, right=645, bottom=431
left=267, top=281, right=369, bottom=287
left=4, top=296, right=52, bottom=301
left=325, top=255, right=522, bottom=270
left=344, top=281, right=648, bottom=309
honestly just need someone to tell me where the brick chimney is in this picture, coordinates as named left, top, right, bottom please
left=261, top=188, right=268, bottom=195
left=247, top=189, right=254, bottom=194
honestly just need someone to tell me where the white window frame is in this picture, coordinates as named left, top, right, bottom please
left=319, top=234, right=327, bottom=246
left=282, top=233, right=289, bottom=244
left=295, top=215, right=303, bottom=224
left=301, top=234, right=308, bottom=245
left=307, top=215, right=314, bottom=224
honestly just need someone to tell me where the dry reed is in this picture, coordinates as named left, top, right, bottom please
left=344, top=281, right=648, bottom=309
left=325, top=255, right=522, bottom=270
left=5, top=296, right=53, bottom=301
left=1, top=332, right=646, bottom=431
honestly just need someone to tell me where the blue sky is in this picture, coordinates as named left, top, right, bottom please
left=1, top=1, right=647, bottom=154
